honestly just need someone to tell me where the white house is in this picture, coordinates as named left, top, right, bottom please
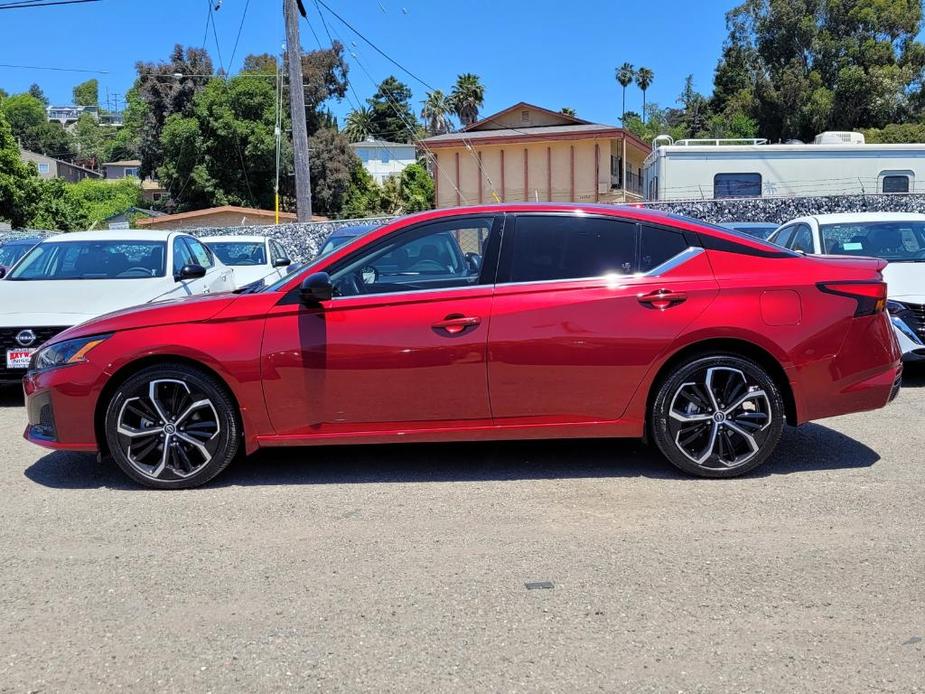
left=642, top=132, right=925, bottom=201
left=349, top=137, right=417, bottom=184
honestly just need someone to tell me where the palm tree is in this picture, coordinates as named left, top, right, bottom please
left=449, top=73, right=485, bottom=129
left=560, top=106, right=577, bottom=117
left=635, top=67, right=654, bottom=124
left=421, top=90, right=453, bottom=135
left=615, top=62, right=635, bottom=202
left=616, top=62, right=635, bottom=124
left=343, top=107, right=374, bottom=143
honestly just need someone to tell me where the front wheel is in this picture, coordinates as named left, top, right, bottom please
left=103, top=364, right=240, bottom=489
left=650, top=354, right=785, bottom=478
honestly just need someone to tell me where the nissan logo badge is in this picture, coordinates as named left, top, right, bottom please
left=16, top=330, right=37, bottom=347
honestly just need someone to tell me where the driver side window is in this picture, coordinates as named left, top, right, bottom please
left=330, top=217, right=493, bottom=298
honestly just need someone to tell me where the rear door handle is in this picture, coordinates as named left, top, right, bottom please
left=638, top=289, right=687, bottom=309
left=432, top=314, right=481, bottom=335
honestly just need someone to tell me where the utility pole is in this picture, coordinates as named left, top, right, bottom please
left=284, top=0, right=312, bottom=221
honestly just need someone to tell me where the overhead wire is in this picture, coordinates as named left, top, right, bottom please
left=0, top=0, right=101, bottom=9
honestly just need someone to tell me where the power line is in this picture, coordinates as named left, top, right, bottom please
left=227, top=0, right=251, bottom=72
left=0, top=62, right=108, bottom=74
left=0, top=0, right=101, bottom=9
left=313, top=0, right=436, bottom=92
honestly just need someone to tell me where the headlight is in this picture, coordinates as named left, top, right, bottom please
left=30, top=334, right=111, bottom=372
left=886, top=300, right=908, bottom=315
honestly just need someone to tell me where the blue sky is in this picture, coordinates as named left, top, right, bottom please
left=0, top=0, right=732, bottom=127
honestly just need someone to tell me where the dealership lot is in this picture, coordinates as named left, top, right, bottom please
left=0, top=377, right=923, bottom=692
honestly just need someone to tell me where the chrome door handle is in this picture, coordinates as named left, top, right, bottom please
left=432, top=314, right=481, bottom=335
left=638, top=289, right=687, bottom=309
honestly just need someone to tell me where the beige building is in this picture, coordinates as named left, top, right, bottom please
left=421, top=102, right=650, bottom=208
left=134, top=205, right=327, bottom=230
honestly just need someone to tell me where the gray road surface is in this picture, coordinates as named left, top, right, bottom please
left=0, top=372, right=923, bottom=693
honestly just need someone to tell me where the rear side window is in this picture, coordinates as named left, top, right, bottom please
left=508, top=216, right=636, bottom=282
left=640, top=226, right=689, bottom=272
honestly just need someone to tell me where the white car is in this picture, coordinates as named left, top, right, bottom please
left=202, top=235, right=292, bottom=289
left=0, top=230, right=234, bottom=384
left=768, top=212, right=925, bottom=361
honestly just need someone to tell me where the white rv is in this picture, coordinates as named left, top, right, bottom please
left=642, top=132, right=925, bottom=201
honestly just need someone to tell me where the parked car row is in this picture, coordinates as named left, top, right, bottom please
left=13, top=204, right=901, bottom=489
left=0, top=229, right=324, bottom=383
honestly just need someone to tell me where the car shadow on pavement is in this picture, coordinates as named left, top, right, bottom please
left=901, top=362, right=925, bottom=388
left=0, top=386, right=24, bottom=407
left=24, top=422, right=879, bottom=490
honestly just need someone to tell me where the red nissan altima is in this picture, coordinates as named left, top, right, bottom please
left=23, top=204, right=901, bottom=488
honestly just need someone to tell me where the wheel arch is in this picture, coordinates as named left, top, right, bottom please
left=94, top=355, right=244, bottom=457
left=645, top=338, right=798, bottom=428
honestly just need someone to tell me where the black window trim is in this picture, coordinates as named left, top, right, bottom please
left=280, top=213, right=505, bottom=304
left=713, top=172, right=763, bottom=199
left=495, top=212, right=702, bottom=287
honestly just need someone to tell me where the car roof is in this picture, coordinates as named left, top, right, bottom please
left=724, top=222, right=777, bottom=228
left=42, top=229, right=180, bottom=243
left=0, top=236, right=43, bottom=245
left=203, top=235, right=268, bottom=243
left=788, top=212, right=925, bottom=226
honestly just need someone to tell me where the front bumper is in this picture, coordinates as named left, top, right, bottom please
left=22, top=365, right=101, bottom=453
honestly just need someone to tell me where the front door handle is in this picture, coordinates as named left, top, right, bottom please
left=432, top=314, right=481, bottom=335
left=638, top=288, right=687, bottom=309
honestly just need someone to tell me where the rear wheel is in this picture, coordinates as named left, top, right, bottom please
left=103, top=364, right=240, bottom=489
left=650, top=354, right=785, bottom=478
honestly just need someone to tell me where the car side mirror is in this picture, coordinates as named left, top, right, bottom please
left=175, top=263, right=207, bottom=282
left=300, top=272, right=333, bottom=304
left=273, top=256, right=292, bottom=268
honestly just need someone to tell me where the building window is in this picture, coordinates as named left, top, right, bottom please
left=882, top=174, right=911, bottom=193
left=37, top=163, right=50, bottom=174
left=521, top=110, right=529, bottom=123
left=713, top=172, right=762, bottom=199
left=380, top=149, right=390, bottom=164
left=124, top=167, right=139, bottom=177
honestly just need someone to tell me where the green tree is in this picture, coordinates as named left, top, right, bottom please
left=421, top=90, right=453, bottom=135
left=559, top=106, right=577, bottom=117
left=616, top=62, right=635, bottom=124
left=341, top=160, right=384, bottom=218
left=0, top=93, right=72, bottom=157
left=367, top=76, right=417, bottom=143
left=299, top=41, right=349, bottom=134
left=0, top=110, right=41, bottom=228
left=395, top=161, right=434, bottom=212
left=449, top=73, right=484, bottom=128
left=307, top=127, right=358, bottom=217
left=635, top=67, right=654, bottom=123
left=28, top=83, right=48, bottom=105
left=134, top=44, right=215, bottom=178
left=713, top=0, right=925, bottom=141
left=863, top=122, right=925, bottom=143
left=343, top=107, right=374, bottom=142
left=72, top=79, right=99, bottom=107
left=158, top=75, right=282, bottom=211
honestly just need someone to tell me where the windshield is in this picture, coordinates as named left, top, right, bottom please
left=318, top=235, right=357, bottom=257
left=207, top=241, right=267, bottom=266
left=820, top=221, right=925, bottom=261
left=0, top=243, right=34, bottom=268
left=9, top=240, right=167, bottom=280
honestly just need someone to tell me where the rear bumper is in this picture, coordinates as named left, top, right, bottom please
left=794, top=311, right=902, bottom=423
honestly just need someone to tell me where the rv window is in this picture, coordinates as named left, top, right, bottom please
left=714, top=173, right=762, bottom=199
left=882, top=175, right=910, bottom=194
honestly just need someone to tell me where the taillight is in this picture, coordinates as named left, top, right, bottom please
left=817, top=281, right=888, bottom=316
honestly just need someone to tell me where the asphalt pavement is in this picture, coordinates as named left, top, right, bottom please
left=0, top=371, right=923, bottom=692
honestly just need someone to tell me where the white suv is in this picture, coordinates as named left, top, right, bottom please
left=769, top=212, right=925, bottom=361
left=0, top=230, right=234, bottom=383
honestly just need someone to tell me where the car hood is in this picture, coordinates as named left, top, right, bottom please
left=0, top=278, right=170, bottom=327
left=49, top=292, right=240, bottom=343
left=883, top=262, right=925, bottom=301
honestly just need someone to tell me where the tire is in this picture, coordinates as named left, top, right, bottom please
left=650, top=354, right=785, bottom=478
left=103, top=364, right=240, bottom=489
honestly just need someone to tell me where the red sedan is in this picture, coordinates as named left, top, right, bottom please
left=23, top=204, right=901, bottom=488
